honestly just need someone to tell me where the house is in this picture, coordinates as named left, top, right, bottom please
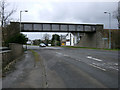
left=61, top=33, right=80, bottom=46
left=66, top=33, right=74, bottom=46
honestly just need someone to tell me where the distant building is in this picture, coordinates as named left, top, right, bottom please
left=61, top=33, right=80, bottom=46
left=66, top=33, right=74, bottom=46
left=61, top=35, right=66, bottom=46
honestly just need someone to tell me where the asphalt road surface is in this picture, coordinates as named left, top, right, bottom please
left=3, top=46, right=118, bottom=88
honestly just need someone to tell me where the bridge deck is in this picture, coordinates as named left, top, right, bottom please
left=11, top=22, right=103, bottom=32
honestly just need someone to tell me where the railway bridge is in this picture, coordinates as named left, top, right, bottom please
left=10, top=22, right=105, bottom=48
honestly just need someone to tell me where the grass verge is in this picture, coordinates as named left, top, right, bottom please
left=29, top=50, right=39, bottom=62
left=61, top=46, right=120, bottom=51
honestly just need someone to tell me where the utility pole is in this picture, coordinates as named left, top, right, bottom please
left=55, top=34, right=56, bottom=46
left=104, top=12, right=111, bottom=49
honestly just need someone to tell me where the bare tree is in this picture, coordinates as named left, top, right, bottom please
left=43, top=33, right=50, bottom=40
left=43, top=34, right=50, bottom=45
left=0, top=0, right=16, bottom=46
left=0, top=0, right=16, bottom=28
left=113, top=1, right=120, bottom=29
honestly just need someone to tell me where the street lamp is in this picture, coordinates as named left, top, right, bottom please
left=20, top=10, right=28, bottom=32
left=104, top=11, right=111, bottom=49
left=20, top=10, right=28, bottom=50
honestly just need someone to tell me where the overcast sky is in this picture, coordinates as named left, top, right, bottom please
left=7, top=0, right=119, bottom=40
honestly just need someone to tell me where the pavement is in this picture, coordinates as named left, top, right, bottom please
left=2, top=45, right=119, bottom=88
left=2, top=50, right=46, bottom=88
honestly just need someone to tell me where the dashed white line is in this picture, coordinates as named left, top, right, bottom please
left=56, top=52, right=62, bottom=55
left=63, top=54, right=69, bottom=57
left=56, top=52, right=69, bottom=57
left=114, top=63, right=118, bottom=66
left=55, top=53, right=117, bottom=71
left=89, top=64, right=106, bottom=71
left=87, top=56, right=102, bottom=62
left=109, top=66, right=119, bottom=71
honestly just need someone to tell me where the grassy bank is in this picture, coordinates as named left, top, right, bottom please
left=61, top=46, right=119, bottom=51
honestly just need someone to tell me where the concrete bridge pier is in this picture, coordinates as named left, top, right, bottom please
left=73, top=25, right=105, bottom=48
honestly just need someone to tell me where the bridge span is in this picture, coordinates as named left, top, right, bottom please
left=11, top=22, right=103, bottom=33
left=10, top=22, right=105, bottom=48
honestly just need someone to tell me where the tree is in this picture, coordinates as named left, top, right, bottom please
left=43, top=34, right=50, bottom=45
left=5, top=33, right=28, bottom=46
left=113, top=1, right=120, bottom=29
left=0, top=0, right=16, bottom=46
left=51, top=34, right=61, bottom=46
left=43, top=34, right=50, bottom=40
left=33, top=39, right=42, bottom=45
left=0, top=0, right=16, bottom=27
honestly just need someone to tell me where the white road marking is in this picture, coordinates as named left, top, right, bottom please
left=114, top=63, right=118, bottom=66
left=63, top=54, right=69, bottom=57
left=113, top=68, right=118, bottom=71
left=87, top=56, right=102, bottom=62
left=92, top=63, right=119, bottom=71
left=92, top=63, right=98, bottom=65
left=109, top=66, right=119, bottom=71
left=56, top=52, right=69, bottom=57
left=56, top=52, right=62, bottom=55
left=89, top=64, right=106, bottom=71
left=56, top=52, right=118, bottom=71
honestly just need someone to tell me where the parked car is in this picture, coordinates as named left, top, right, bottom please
left=39, top=43, right=46, bottom=47
left=48, top=44, right=51, bottom=46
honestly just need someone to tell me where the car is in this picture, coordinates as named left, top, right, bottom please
left=48, top=44, right=51, bottom=46
left=39, top=43, right=46, bottom=47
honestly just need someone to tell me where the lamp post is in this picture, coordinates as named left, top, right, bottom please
left=20, top=10, right=28, bottom=50
left=20, top=10, right=28, bottom=32
left=104, top=11, right=111, bottom=49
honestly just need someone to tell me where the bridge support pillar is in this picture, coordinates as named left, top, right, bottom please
left=73, top=25, right=105, bottom=48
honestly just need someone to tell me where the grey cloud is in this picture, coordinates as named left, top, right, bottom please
left=38, top=2, right=118, bottom=28
left=9, top=1, right=118, bottom=29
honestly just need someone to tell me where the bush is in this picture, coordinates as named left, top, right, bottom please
left=5, top=33, right=28, bottom=46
